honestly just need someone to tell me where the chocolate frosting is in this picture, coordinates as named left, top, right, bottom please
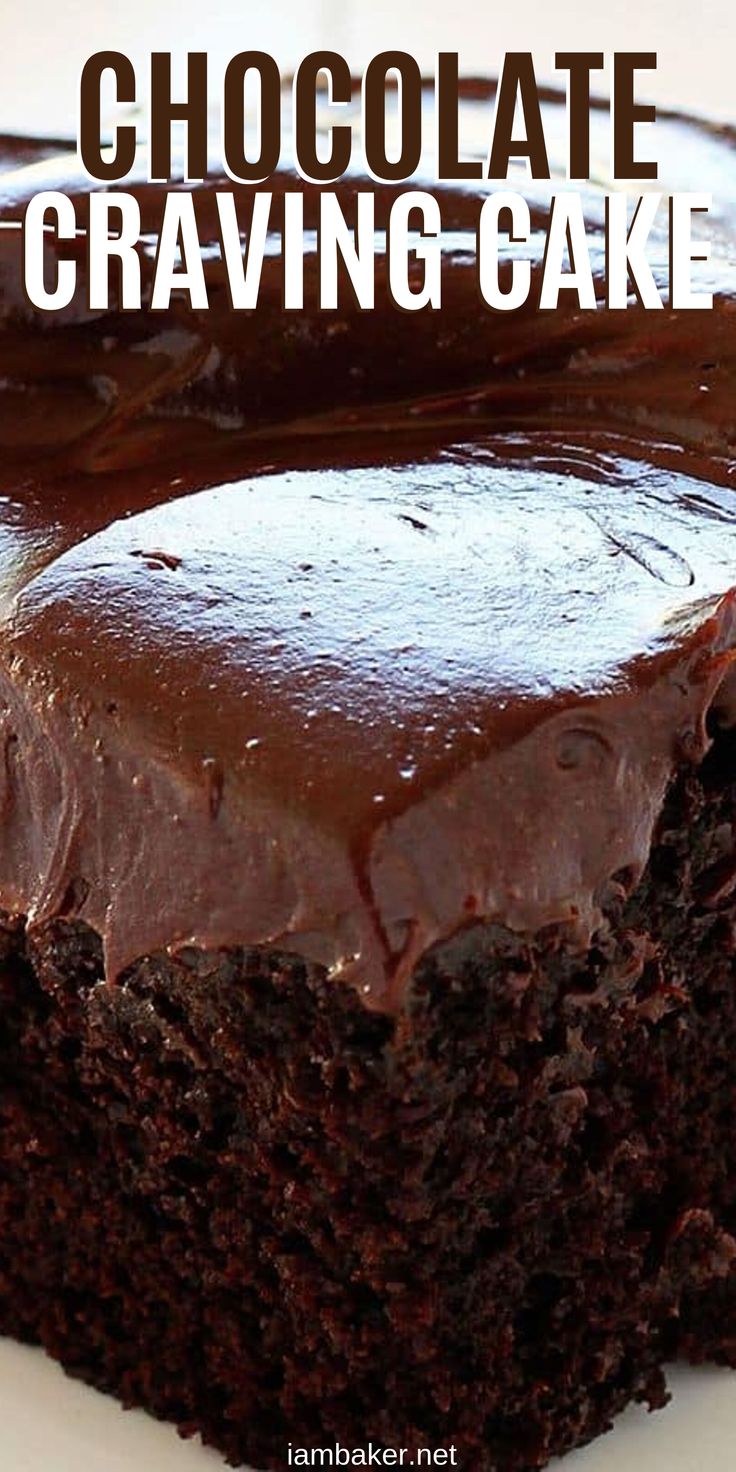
left=0, top=83, right=734, bottom=1011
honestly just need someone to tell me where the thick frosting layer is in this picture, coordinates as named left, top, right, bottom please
left=0, top=85, right=734, bottom=1010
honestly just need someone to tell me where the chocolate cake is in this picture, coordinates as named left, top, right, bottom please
left=0, top=82, right=736, bottom=1470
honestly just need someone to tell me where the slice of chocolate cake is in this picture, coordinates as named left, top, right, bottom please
left=0, top=83, right=736, bottom=1471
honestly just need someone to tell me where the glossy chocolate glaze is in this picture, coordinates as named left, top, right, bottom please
left=0, top=85, right=734, bottom=1010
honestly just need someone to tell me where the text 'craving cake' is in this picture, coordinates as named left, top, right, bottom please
left=0, top=80, right=736, bottom=1471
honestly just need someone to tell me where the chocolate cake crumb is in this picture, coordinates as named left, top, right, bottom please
left=1, top=730, right=735, bottom=1469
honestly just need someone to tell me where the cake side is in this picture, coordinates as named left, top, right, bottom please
left=1, top=716, right=736, bottom=1468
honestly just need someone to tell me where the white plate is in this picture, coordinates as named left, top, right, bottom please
left=0, top=1341, right=734, bottom=1472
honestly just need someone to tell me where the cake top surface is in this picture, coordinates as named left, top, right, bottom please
left=0, top=83, right=734, bottom=1009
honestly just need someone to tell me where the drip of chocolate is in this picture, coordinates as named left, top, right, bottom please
left=0, top=84, right=733, bottom=1010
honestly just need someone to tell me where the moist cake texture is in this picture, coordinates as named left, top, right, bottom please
left=0, top=82, right=735, bottom=1470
